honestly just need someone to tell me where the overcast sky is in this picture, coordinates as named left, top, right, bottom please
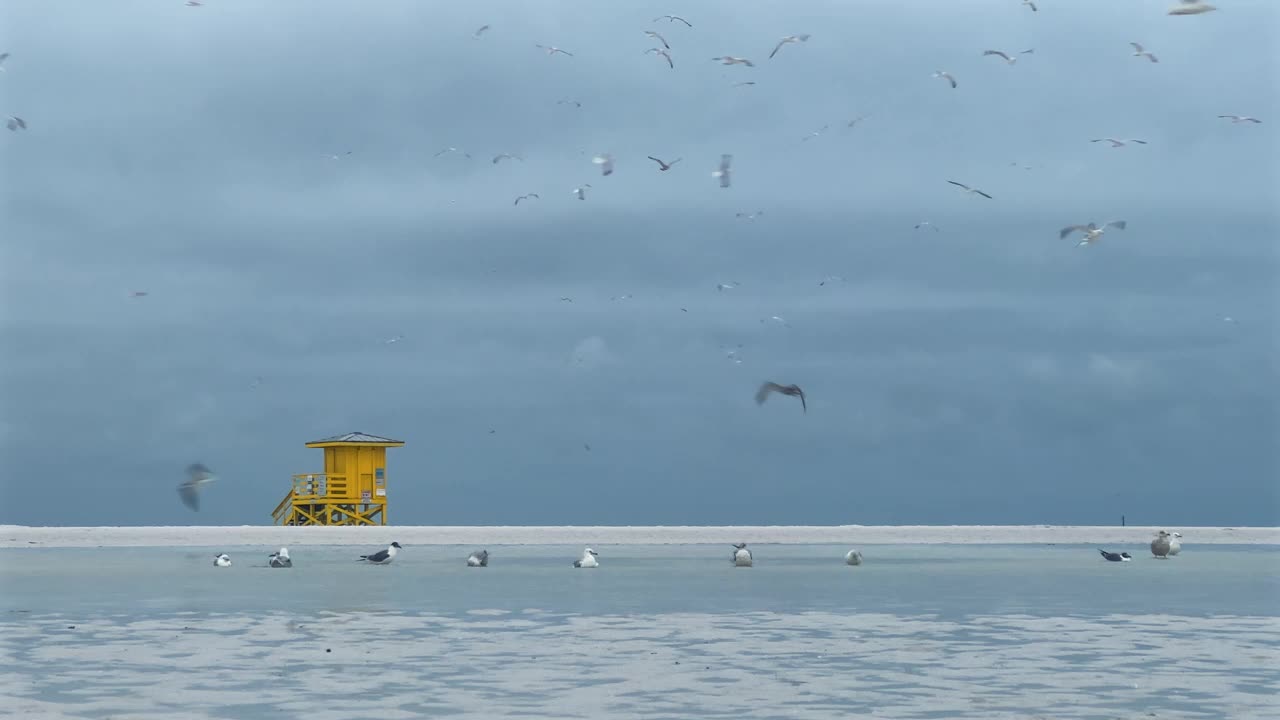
left=1, top=0, right=1276, bottom=527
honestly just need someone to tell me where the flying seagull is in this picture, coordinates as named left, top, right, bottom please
left=514, top=194, right=540, bottom=206
left=434, top=147, right=471, bottom=159
left=735, top=210, right=763, bottom=220
left=982, top=49, right=1034, bottom=65
left=712, top=56, right=755, bottom=67
left=769, top=34, right=811, bottom=59
left=536, top=44, right=574, bottom=57
left=1023, top=0, right=1038, bottom=11
left=1091, top=138, right=1147, bottom=147
left=947, top=180, right=993, bottom=199
left=0, top=53, right=9, bottom=71
left=647, top=156, right=681, bottom=171
left=1060, top=220, right=1126, bottom=246
left=654, top=15, right=693, bottom=27
left=646, top=47, right=674, bottom=68
left=932, top=71, right=957, bottom=88
left=177, top=463, right=216, bottom=511
left=6, top=115, right=26, bottom=131
left=572, top=184, right=591, bottom=200
left=801, top=125, right=829, bottom=143
left=473, top=25, right=491, bottom=39
left=716, top=281, right=740, bottom=292
left=492, top=153, right=524, bottom=164
left=1130, top=43, right=1159, bottom=63
left=914, top=221, right=940, bottom=231
left=359, top=542, right=402, bottom=565
left=713, top=154, right=732, bottom=187
left=592, top=153, right=614, bottom=176
left=1218, top=115, right=1262, bottom=124
left=756, top=382, right=806, bottom=413
left=644, top=31, right=670, bottom=49
left=1168, top=1, right=1217, bottom=15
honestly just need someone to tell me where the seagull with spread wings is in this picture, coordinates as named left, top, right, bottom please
left=756, top=382, right=807, bottom=413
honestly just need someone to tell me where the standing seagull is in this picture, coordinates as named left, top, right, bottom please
left=573, top=547, right=600, bottom=568
left=732, top=543, right=753, bottom=567
left=1099, top=550, right=1132, bottom=562
left=1168, top=532, right=1183, bottom=556
left=359, top=542, right=402, bottom=565
left=654, top=15, right=693, bottom=27
left=932, top=71, right=957, bottom=88
left=756, top=382, right=806, bottom=413
left=1059, top=220, right=1126, bottom=246
left=1168, top=1, right=1216, bottom=15
left=467, top=550, right=489, bottom=567
left=644, top=31, right=670, bottom=49
left=6, top=115, right=26, bottom=131
left=177, top=463, right=217, bottom=511
left=647, top=156, right=681, bottom=171
left=1151, top=531, right=1172, bottom=558
left=268, top=548, right=292, bottom=568
left=535, top=44, right=574, bottom=57
left=947, top=180, right=993, bottom=199
left=1091, top=138, right=1148, bottom=147
left=1130, top=43, right=1159, bottom=63
left=213, top=553, right=232, bottom=567
left=1218, top=115, right=1262, bottom=124
left=769, top=34, right=811, bottom=59
left=592, top=153, right=615, bottom=176
left=713, top=154, right=732, bottom=187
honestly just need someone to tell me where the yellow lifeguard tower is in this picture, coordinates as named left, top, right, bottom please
left=271, top=432, right=404, bottom=526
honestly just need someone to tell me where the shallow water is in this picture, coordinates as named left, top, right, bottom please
left=2, top=544, right=1277, bottom=719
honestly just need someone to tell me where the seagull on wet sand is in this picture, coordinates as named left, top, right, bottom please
left=770, top=34, right=811, bottom=59
left=1168, top=1, right=1217, bottom=15
left=713, top=154, right=732, bottom=187
left=467, top=550, right=489, bottom=567
left=1151, top=531, right=1173, bottom=558
left=573, top=547, right=600, bottom=568
left=177, top=463, right=216, bottom=511
left=1130, top=43, right=1159, bottom=63
left=536, top=44, right=574, bottom=57
left=1059, top=220, right=1126, bottom=246
left=645, top=30, right=670, bottom=49
left=359, top=542, right=402, bottom=565
left=983, top=49, right=1034, bottom=65
left=514, top=194, right=540, bottom=206
left=1099, top=549, right=1132, bottom=562
left=933, top=71, right=957, bottom=88
left=1091, top=138, right=1147, bottom=147
left=592, top=153, right=614, bottom=176
left=845, top=549, right=864, bottom=566
left=713, top=56, right=755, bottom=67
left=654, top=15, right=693, bottom=27
left=732, top=543, right=754, bottom=567
left=947, top=180, right=993, bottom=199
left=1218, top=115, right=1262, bottom=124
left=756, top=382, right=806, bottom=413
left=648, top=156, right=682, bottom=171
left=268, top=548, right=292, bottom=568
left=646, top=47, right=674, bottom=68
left=213, top=553, right=232, bottom=567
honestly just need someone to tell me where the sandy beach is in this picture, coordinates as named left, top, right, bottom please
left=1, top=524, right=1276, bottom=548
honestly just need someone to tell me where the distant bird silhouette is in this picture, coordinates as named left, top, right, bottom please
left=654, top=15, right=693, bottom=28
left=756, top=382, right=806, bottom=413
left=647, top=156, right=682, bottom=171
left=177, top=463, right=216, bottom=511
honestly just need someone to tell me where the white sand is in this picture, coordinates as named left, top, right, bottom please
left=1, top=524, right=1276, bottom=548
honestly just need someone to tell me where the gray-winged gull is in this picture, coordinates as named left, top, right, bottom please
left=732, top=543, right=753, bottom=567
left=573, top=547, right=600, bottom=568
left=359, top=542, right=402, bottom=565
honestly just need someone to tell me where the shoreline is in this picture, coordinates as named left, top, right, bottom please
left=1, top=524, right=1277, bottom=548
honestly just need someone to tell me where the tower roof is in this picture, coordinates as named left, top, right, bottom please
left=305, top=431, right=405, bottom=447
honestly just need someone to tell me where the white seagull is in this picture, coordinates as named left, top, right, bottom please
left=716, top=281, right=740, bottom=292
left=1059, top=220, right=1126, bottom=246
left=712, top=56, right=755, bottom=67
left=177, top=463, right=217, bottom=511
left=572, top=184, right=591, bottom=200
left=732, top=543, right=754, bottom=567
left=982, top=49, right=1034, bottom=65
left=933, top=71, right=957, bottom=89
left=713, top=154, right=732, bottom=187
left=1168, top=532, right=1183, bottom=556
left=769, top=34, right=811, bottom=59
left=645, top=31, right=670, bottom=49
left=845, top=549, right=864, bottom=566
left=1091, top=138, right=1148, bottom=147
left=1218, top=115, right=1262, bottom=124
left=213, top=553, right=232, bottom=568
left=1130, top=43, right=1159, bottom=63
left=268, top=548, right=292, bottom=568
left=573, top=547, right=600, bottom=568
left=359, top=542, right=402, bottom=565
left=592, top=153, right=615, bottom=176
left=947, top=180, right=993, bottom=199
left=1168, top=1, right=1217, bottom=15
left=467, top=550, right=489, bottom=567
left=654, top=15, right=693, bottom=28
left=646, top=47, right=674, bottom=69
left=536, top=44, right=574, bottom=57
